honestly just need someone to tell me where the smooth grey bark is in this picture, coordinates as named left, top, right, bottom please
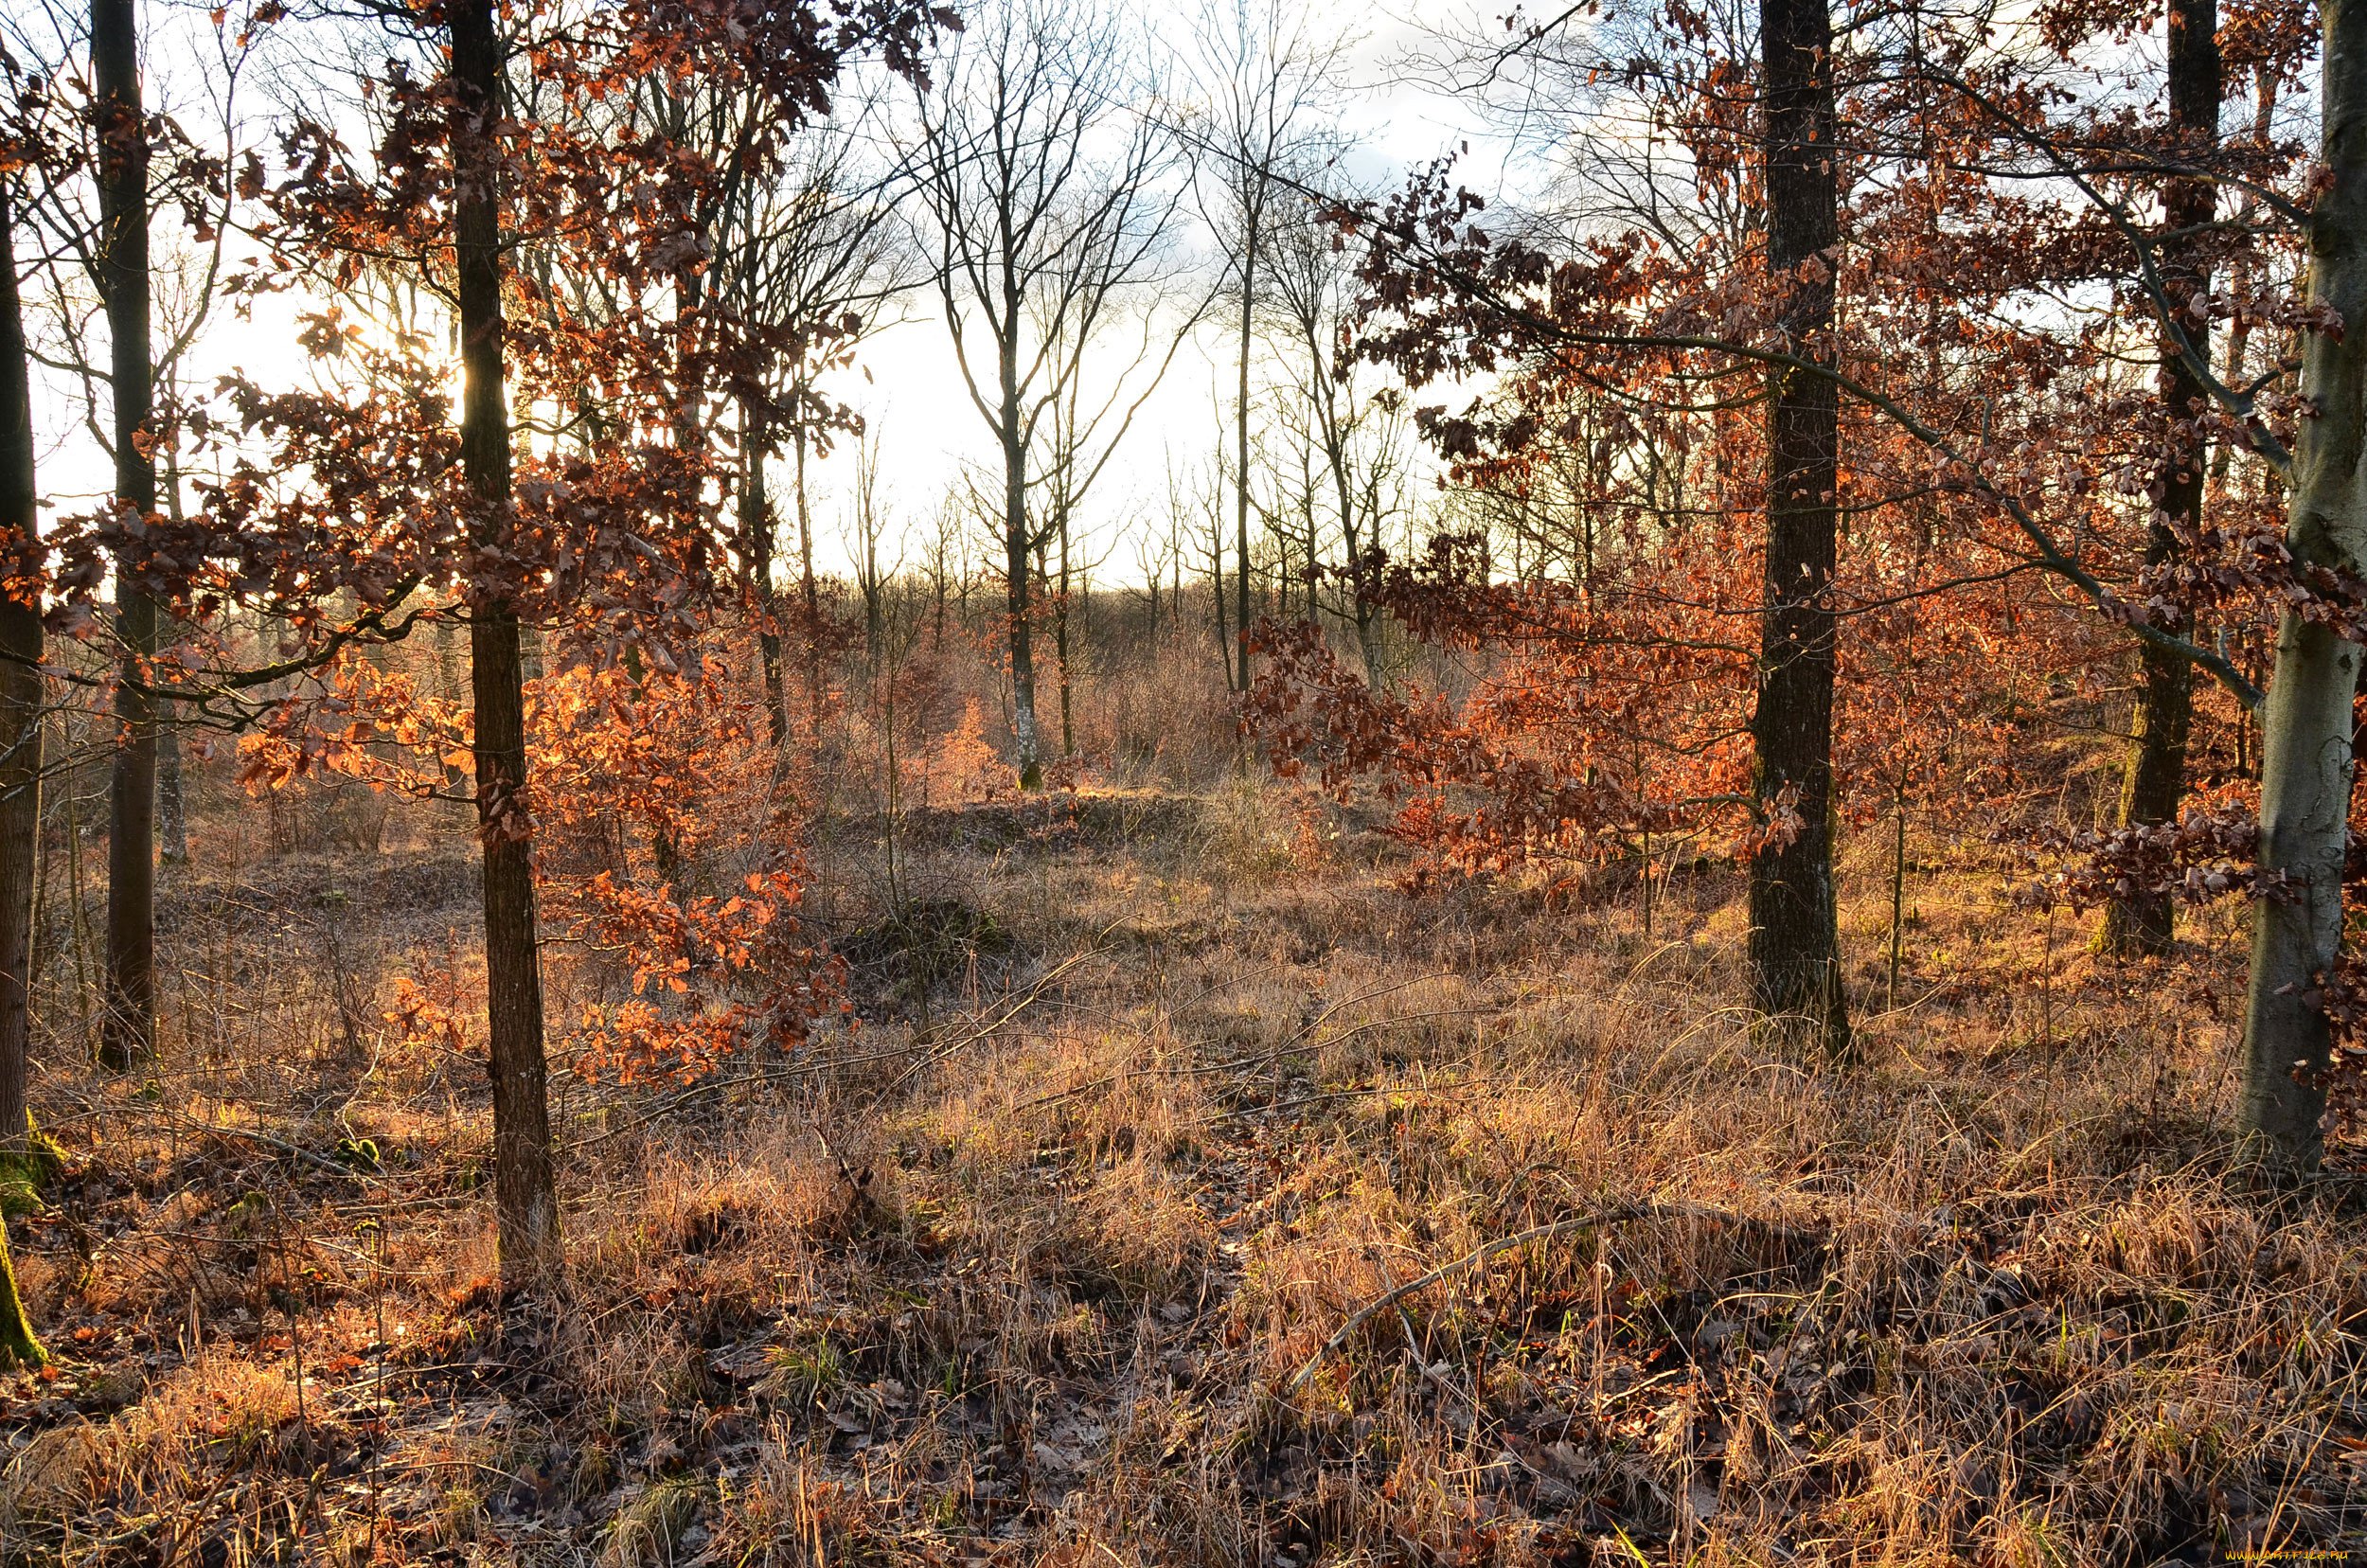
left=2238, top=0, right=2367, bottom=1177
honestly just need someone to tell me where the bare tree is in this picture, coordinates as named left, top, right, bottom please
left=91, top=0, right=158, bottom=1071
left=1264, top=180, right=1405, bottom=676
left=713, top=117, right=916, bottom=743
left=1184, top=0, right=1346, bottom=693
left=848, top=426, right=899, bottom=668
left=0, top=168, right=41, bottom=1153
left=907, top=0, right=1195, bottom=789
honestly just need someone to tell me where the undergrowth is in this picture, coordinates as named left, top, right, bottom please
left=1, top=783, right=2360, bottom=1566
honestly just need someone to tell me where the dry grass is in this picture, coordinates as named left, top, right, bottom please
left=2, top=775, right=2363, bottom=1566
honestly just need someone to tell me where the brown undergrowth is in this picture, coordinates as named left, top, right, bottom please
left=2, top=781, right=2363, bottom=1565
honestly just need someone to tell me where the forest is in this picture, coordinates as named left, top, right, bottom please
left=0, top=0, right=2363, bottom=1560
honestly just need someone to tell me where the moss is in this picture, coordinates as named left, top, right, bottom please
left=0, top=1218, right=44, bottom=1369
left=0, top=1119, right=64, bottom=1219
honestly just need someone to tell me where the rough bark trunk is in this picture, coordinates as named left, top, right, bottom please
left=2100, top=0, right=2219, bottom=958
left=1749, top=0, right=1850, bottom=1055
left=0, top=187, right=42, bottom=1148
left=452, top=0, right=560, bottom=1284
left=2238, top=0, right=2367, bottom=1178
left=94, top=0, right=156, bottom=1073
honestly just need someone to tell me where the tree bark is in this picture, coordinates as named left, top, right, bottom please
left=2238, top=0, right=2367, bottom=1179
left=793, top=422, right=823, bottom=741
left=2100, top=0, right=2219, bottom=958
left=1749, top=0, right=1850, bottom=1055
left=740, top=399, right=786, bottom=746
left=1003, top=424, right=1041, bottom=790
left=0, top=186, right=42, bottom=1148
left=1056, top=508, right=1075, bottom=758
left=94, top=0, right=156, bottom=1073
left=452, top=0, right=560, bottom=1284
left=1235, top=219, right=1256, bottom=694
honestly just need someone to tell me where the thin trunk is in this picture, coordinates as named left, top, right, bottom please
left=1005, top=429, right=1041, bottom=790
left=1056, top=508, right=1075, bottom=758
left=1888, top=783, right=1908, bottom=1013
left=155, top=708, right=185, bottom=864
left=156, top=451, right=187, bottom=864
left=2100, top=0, right=2218, bottom=958
left=794, top=423, right=822, bottom=740
left=1316, top=363, right=1380, bottom=677
left=2211, top=70, right=2280, bottom=503
left=740, top=399, right=786, bottom=746
left=0, top=187, right=42, bottom=1149
left=1234, top=227, right=1255, bottom=694
left=452, top=0, right=559, bottom=1284
left=2239, top=0, right=2367, bottom=1178
left=1212, top=505, right=1232, bottom=689
left=1749, top=0, right=1850, bottom=1055
left=95, top=0, right=156, bottom=1073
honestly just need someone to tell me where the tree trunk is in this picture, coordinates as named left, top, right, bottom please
left=1748, top=0, right=1850, bottom=1056
left=1056, top=508, right=1075, bottom=759
left=1235, top=222, right=1257, bottom=694
left=94, top=0, right=156, bottom=1073
left=155, top=457, right=190, bottom=865
left=452, top=0, right=560, bottom=1285
left=156, top=694, right=186, bottom=864
left=1212, top=503, right=1232, bottom=690
left=2100, top=0, right=2218, bottom=958
left=740, top=400, right=786, bottom=746
left=794, top=422, right=823, bottom=740
left=1005, top=432, right=1041, bottom=790
left=0, top=187, right=41, bottom=1149
left=2238, top=0, right=2367, bottom=1178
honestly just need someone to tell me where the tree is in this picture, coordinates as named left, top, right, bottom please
left=1185, top=0, right=1342, bottom=695
left=1266, top=183, right=1405, bottom=676
left=0, top=87, right=46, bottom=1375
left=2096, top=0, right=2222, bottom=958
left=2237, top=0, right=2367, bottom=1176
left=1246, top=0, right=2304, bottom=1072
left=707, top=119, right=914, bottom=744
left=0, top=125, right=44, bottom=1152
left=909, top=0, right=1191, bottom=789
left=1749, top=0, right=1850, bottom=1053
left=443, top=0, right=558, bottom=1283
left=98, top=0, right=953, bottom=1289
left=92, top=0, right=157, bottom=1072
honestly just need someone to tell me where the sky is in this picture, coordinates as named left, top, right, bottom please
left=778, top=2, right=1512, bottom=581
left=18, top=0, right=1524, bottom=586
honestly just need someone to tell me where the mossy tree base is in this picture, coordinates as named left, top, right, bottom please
left=0, top=1222, right=43, bottom=1369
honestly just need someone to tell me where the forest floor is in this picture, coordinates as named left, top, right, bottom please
left=2, top=781, right=2364, bottom=1566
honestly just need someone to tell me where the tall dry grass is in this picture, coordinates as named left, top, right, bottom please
left=0, top=615, right=2360, bottom=1565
